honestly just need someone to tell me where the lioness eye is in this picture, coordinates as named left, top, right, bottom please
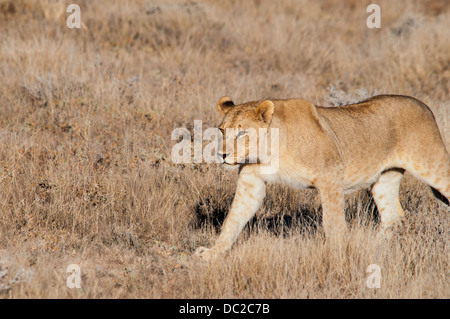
left=237, top=130, right=247, bottom=138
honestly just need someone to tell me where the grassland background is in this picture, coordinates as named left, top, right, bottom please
left=0, top=0, right=449, bottom=298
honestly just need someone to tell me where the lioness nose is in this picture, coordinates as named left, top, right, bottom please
left=217, top=152, right=229, bottom=160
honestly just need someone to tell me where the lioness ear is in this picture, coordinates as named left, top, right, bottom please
left=255, top=100, right=274, bottom=124
left=217, top=96, right=234, bottom=115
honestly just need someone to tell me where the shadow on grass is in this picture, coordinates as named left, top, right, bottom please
left=192, top=189, right=381, bottom=237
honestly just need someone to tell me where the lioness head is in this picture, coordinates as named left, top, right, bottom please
left=216, top=96, right=275, bottom=166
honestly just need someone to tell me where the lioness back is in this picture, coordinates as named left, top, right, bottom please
left=313, top=95, right=449, bottom=192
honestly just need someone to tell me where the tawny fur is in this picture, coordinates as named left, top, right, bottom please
left=195, top=95, right=450, bottom=260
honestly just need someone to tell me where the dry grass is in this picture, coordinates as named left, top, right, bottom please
left=0, top=0, right=449, bottom=298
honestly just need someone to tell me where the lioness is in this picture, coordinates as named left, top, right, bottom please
left=195, top=95, right=450, bottom=260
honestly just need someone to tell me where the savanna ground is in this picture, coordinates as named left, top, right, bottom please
left=0, top=0, right=449, bottom=299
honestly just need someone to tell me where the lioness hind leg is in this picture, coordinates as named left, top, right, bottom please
left=371, top=168, right=405, bottom=229
left=403, top=151, right=450, bottom=204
